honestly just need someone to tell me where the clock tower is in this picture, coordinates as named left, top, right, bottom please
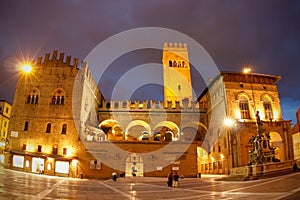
left=162, top=42, right=193, bottom=107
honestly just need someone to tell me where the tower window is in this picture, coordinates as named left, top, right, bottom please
left=173, top=61, right=177, bottom=67
left=61, top=124, right=67, bottom=134
left=24, top=121, right=29, bottom=131
left=51, top=89, right=65, bottom=105
left=38, top=145, right=42, bottom=152
left=169, top=60, right=173, bottom=67
left=22, top=144, right=26, bottom=151
left=46, top=123, right=51, bottom=133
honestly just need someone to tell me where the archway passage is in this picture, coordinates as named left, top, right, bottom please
left=125, top=153, right=144, bottom=177
left=125, top=120, right=151, bottom=141
left=153, top=121, right=179, bottom=141
left=269, top=132, right=284, bottom=161
left=99, top=119, right=124, bottom=140
left=181, top=121, right=207, bottom=142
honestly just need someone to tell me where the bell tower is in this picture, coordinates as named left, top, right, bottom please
left=162, top=42, right=193, bottom=107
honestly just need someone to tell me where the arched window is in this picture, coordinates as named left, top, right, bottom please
left=27, top=89, right=40, bottom=104
left=239, top=96, right=250, bottom=119
left=51, top=89, right=65, bottom=105
left=46, top=123, right=51, bottom=133
left=61, top=124, right=67, bottom=134
left=24, top=121, right=29, bottom=131
left=263, top=98, right=273, bottom=120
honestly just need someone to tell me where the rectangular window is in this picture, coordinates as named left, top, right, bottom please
left=63, top=148, right=67, bottom=155
left=55, top=161, right=69, bottom=174
left=38, top=145, right=42, bottom=152
left=53, top=147, right=58, bottom=154
left=13, top=155, right=24, bottom=168
left=239, top=102, right=250, bottom=119
left=61, top=124, right=67, bottom=134
left=24, top=121, right=29, bottom=131
left=22, top=144, right=26, bottom=151
left=90, top=160, right=101, bottom=170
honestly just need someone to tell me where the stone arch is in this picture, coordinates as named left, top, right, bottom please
left=269, top=131, right=284, bottom=161
left=181, top=121, right=207, bottom=142
left=51, top=88, right=66, bottom=96
left=153, top=121, right=180, bottom=141
left=28, top=87, right=40, bottom=96
left=260, top=93, right=275, bottom=102
left=235, top=91, right=252, bottom=101
left=125, top=120, right=151, bottom=140
left=99, top=119, right=124, bottom=140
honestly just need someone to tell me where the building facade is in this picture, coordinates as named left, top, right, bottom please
left=198, top=72, right=294, bottom=174
left=4, top=44, right=294, bottom=178
left=0, top=100, right=12, bottom=164
left=292, top=107, right=300, bottom=160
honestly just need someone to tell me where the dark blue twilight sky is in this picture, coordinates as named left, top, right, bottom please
left=0, top=0, right=299, bottom=124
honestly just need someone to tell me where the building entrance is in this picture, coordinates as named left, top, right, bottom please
left=32, top=157, right=44, bottom=174
left=125, top=153, right=143, bottom=177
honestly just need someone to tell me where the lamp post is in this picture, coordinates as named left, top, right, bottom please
left=224, top=118, right=236, bottom=171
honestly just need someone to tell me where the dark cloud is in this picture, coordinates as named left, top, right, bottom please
left=0, top=0, right=299, bottom=122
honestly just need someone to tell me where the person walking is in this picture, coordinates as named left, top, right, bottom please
left=173, top=172, right=179, bottom=187
left=167, top=172, right=173, bottom=187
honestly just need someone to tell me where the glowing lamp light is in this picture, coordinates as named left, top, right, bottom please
left=243, top=67, right=252, bottom=74
left=224, top=118, right=234, bottom=127
left=22, top=64, right=32, bottom=73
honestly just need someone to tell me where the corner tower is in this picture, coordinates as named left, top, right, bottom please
left=162, top=42, right=193, bottom=107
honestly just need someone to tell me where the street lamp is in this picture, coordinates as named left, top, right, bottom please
left=21, top=64, right=32, bottom=73
left=224, top=118, right=236, bottom=170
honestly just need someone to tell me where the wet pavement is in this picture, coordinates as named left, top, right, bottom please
left=0, top=168, right=299, bottom=199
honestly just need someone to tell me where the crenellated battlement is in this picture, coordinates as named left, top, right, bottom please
left=163, top=42, right=188, bottom=50
left=99, top=99, right=205, bottom=111
left=34, top=50, right=79, bottom=68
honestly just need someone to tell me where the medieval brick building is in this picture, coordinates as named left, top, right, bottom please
left=4, top=43, right=294, bottom=178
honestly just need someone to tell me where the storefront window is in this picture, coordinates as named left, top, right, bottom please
left=13, top=155, right=24, bottom=168
left=55, top=161, right=69, bottom=174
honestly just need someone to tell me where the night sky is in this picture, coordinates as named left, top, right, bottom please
left=0, top=0, right=299, bottom=124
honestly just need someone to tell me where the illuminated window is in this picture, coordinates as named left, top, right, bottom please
left=239, top=97, right=250, bottom=119
left=61, top=124, right=67, bottom=134
left=47, top=163, right=52, bottom=170
left=12, top=155, right=24, bottom=168
left=46, top=123, right=51, bottom=133
left=25, top=160, right=30, bottom=168
left=24, top=121, right=29, bottom=131
left=55, top=161, right=69, bottom=174
left=263, top=98, right=273, bottom=119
